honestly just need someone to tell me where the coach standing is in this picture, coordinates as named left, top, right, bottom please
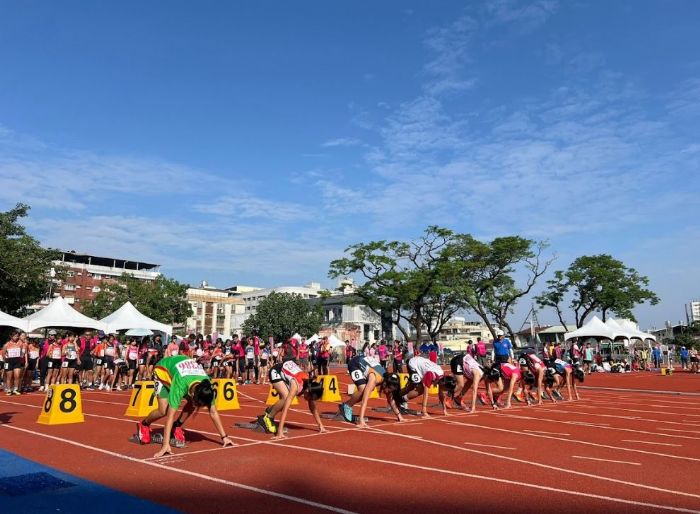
left=492, top=334, right=513, bottom=365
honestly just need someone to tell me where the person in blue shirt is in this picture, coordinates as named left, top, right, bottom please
left=680, top=346, right=689, bottom=370
left=652, top=345, right=662, bottom=368
left=492, top=334, right=513, bottom=364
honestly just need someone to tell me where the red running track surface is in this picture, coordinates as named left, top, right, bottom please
left=1, top=372, right=699, bottom=514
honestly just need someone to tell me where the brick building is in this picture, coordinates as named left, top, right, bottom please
left=38, top=251, right=161, bottom=312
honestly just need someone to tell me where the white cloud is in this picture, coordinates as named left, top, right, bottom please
left=321, top=137, right=363, bottom=148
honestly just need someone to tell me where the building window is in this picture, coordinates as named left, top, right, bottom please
left=93, top=274, right=102, bottom=280
left=75, top=285, right=81, bottom=289
left=67, top=271, right=75, bottom=278
left=92, top=286, right=101, bottom=293
left=64, top=284, right=76, bottom=291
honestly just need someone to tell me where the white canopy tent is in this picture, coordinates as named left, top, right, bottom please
left=290, top=333, right=302, bottom=342
left=101, top=301, right=172, bottom=335
left=25, top=296, right=106, bottom=332
left=0, top=309, right=29, bottom=331
left=614, top=319, right=656, bottom=342
left=306, top=334, right=320, bottom=345
left=328, top=334, right=346, bottom=348
left=564, top=316, right=618, bottom=341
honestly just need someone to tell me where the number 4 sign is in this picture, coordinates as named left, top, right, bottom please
left=37, top=384, right=85, bottom=425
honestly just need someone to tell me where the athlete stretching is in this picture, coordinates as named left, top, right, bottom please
left=136, top=355, right=236, bottom=457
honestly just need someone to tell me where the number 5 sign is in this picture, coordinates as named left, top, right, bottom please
left=212, top=379, right=240, bottom=411
left=37, top=384, right=85, bottom=425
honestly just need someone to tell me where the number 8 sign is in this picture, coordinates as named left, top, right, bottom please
left=37, top=384, right=84, bottom=425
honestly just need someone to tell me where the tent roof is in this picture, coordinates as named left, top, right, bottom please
left=328, top=334, right=346, bottom=348
left=0, top=309, right=29, bottom=331
left=26, top=296, right=106, bottom=331
left=612, top=318, right=656, bottom=341
left=564, top=316, right=618, bottom=341
left=100, top=301, right=172, bottom=335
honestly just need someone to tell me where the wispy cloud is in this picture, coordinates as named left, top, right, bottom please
left=321, top=137, right=363, bottom=148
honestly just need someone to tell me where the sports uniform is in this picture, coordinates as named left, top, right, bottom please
left=62, top=341, right=80, bottom=369
left=450, top=353, right=482, bottom=380
left=407, top=355, right=444, bottom=388
left=499, top=362, right=521, bottom=381
left=3, top=341, right=24, bottom=371
left=46, top=342, right=63, bottom=370
left=153, top=356, right=214, bottom=409
left=268, top=360, right=308, bottom=396
left=347, top=355, right=386, bottom=386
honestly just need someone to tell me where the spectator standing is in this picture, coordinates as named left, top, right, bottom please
left=492, top=334, right=512, bottom=365
left=680, top=346, right=689, bottom=370
left=475, top=337, right=487, bottom=366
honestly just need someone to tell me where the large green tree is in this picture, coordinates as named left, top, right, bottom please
left=0, top=203, right=61, bottom=315
left=535, top=254, right=659, bottom=327
left=451, top=235, right=553, bottom=340
left=83, top=274, right=191, bottom=324
left=329, top=226, right=462, bottom=343
left=241, top=292, right=323, bottom=342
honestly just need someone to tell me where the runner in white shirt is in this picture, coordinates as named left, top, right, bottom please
left=449, top=353, right=487, bottom=412
left=404, top=355, right=456, bottom=417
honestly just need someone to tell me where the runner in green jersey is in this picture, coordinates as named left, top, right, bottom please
left=135, top=355, right=236, bottom=457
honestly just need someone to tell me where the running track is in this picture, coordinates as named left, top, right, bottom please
left=1, top=371, right=699, bottom=513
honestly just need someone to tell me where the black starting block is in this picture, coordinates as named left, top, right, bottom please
left=321, top=412, right=368, bottom=423
left=234, top=422, right=288, bottom=434
left=128, top=433, right=186, bottom=448
left=371, top=406, right=423, bottom=416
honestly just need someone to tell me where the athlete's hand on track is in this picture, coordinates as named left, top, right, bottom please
left=318, top=426, right=327, bottom=434
left=221, top=436, right=236, bottom=447
left=422, top=412, right=431, bottom=418
left=274, top=433, right=287, bottom=440
left=154, top=444, right=173, bottom=458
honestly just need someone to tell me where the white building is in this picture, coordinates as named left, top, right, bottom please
left=186, top=282, right=245, bottom=337
left=228, top=282, right=324, bottom=335
left=688, top=301, right=700, bottom=324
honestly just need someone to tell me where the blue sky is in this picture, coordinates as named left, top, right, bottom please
left=1, top=1, right=698, bottom=329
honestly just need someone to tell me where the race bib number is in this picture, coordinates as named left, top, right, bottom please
left=175, top=359, right=207, bottom=377
left=171, top=349, right=179, bottom=355
left=350, top=369, right=364, bottom=382
left=105, top=347, right=115, bottom=356
left=61, top=361, right=69, bottom=368
left=29, top=351, right=39, bottom=359
left=456, top=364, right=463, bottom=373
left=129, top=351, right=138, bottom=360
left=68, top=351, right=77, bottom=360
left=6, top=347, right=21, bottom=358
left=51, top=349, right=61, bottom=359
left=365, top=356, right=380, bottom=367
left=270, top=368, right=282, bottom=381
left=411, top=373, right=421, bottom=384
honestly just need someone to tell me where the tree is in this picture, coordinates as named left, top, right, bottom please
left=452, top=235, right=553, bottom=341
left=0, top=203, right=61, bottom=315
left=535, top=254, right=660, bottom=328
left=329, top=226, right=461, bottom=343
left=241, top=292, right=323, bottom=342
left=82, top=274, right=191, bottom=325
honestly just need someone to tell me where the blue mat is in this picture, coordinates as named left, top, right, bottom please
left=0, top=449, right=179, bottom=513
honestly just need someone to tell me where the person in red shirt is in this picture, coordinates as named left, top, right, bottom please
left=316, top=337, right=330, bottom=375
left=393, top=342, right=404, bottom=373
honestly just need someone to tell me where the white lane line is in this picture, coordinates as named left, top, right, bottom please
left=276, top=439, right=700, bottom=513
left=447, top=419, right=700, bottom=463
left=622, top=440, right=682, bottom=447
left=660, top=427, right=700, bottom=434
left=464, top=442, right=516, bottom=450
left=495, top=412, right=699, bottom=440
left=524, top=429, right=571, bottom=436
left=0, top=424, right=357, bottom=514
left=368, top=425, right=700, bottom=501
left=572, top=455, right=640, bottom=466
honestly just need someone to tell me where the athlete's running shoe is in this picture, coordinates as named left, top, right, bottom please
left=136, top=422, right=151, bottom=444
left=512, top=391, right=525, bottom=403
left=478, top=392, right=489, bottom=405
left=257, top=414, right=277, bottom=434
left=552, top=390, right=564, bottom=401
left=172, top=426, right=186, bottom=445
left=340, top=403, right=354, bottom=423
left=444, top=396, right=453, bottom=409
